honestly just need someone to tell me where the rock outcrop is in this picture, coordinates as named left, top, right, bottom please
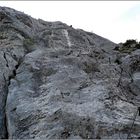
left=0, top=6, right=140, bottom=139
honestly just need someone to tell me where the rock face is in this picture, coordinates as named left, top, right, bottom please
left=0, top=6, right=140, bottom=139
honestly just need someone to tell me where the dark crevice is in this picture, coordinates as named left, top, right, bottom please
left=2, top=56, right=23, bottom=139
left=3, top=52, right=9, bottom=68
left=3, top=74, right=9, bottom=139
left=7, top=58, right=22, bottom=86
left=114, top=58, right=122, bottom=65
left=117, top=67, right=123, bottom=87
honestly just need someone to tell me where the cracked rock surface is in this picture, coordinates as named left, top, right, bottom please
left=0, top=6, right=140, bottom=139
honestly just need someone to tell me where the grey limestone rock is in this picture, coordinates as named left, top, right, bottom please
left=0, top=6, right=140, bottom=139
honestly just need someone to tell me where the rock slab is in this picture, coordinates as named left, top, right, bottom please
left=0, top=6, right=140, bottom=139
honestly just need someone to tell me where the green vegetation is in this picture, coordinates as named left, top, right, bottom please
left=0, top=32, right=7, bottom=39
left=23, top=38, right=36, bottom=52
left=23, top=38, right=35, bottom=46
left=123, top=39, right=137, bottom=47
left=117, top=39, right=140, bottom=53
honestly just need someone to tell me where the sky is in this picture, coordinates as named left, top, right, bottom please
left=0, top=1, right=140, bottom=43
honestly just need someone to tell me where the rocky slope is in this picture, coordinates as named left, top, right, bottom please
left=0, top=6, right=140, bottom=139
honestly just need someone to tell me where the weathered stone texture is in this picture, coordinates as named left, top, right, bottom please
left=0, top=6, right=140, bottom=139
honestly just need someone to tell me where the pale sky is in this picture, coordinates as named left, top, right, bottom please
left=0, top=1, right=140, bottom=43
